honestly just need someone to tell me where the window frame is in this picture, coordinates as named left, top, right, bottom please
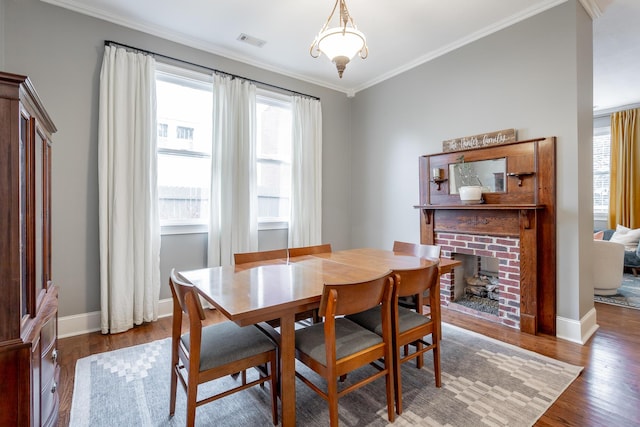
left=156, top=64, right=213, bottom=235
left=256, top=90, right=293, bottom=230
left=593, top=123, right=611, bottom=222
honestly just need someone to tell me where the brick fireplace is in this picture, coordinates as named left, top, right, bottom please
left=436, top=232, right=521, bottom=329
left=417, top=137, right=557, bottom=335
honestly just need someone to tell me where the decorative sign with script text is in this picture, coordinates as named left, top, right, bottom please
left=442, top=128, right=517, bottom=152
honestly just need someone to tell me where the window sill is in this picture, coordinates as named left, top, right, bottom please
left=161, top=223, right=208, bottom=235
left=258, top=221, right=288, bottom=231
left=160, top=222, right=288, bottom=235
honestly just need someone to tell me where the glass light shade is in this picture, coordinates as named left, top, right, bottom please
left=316, top=27, right=366, bottom=61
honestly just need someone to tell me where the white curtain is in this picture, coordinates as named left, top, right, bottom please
left=208, top=75, right=258, bottom=266
left=289, top=96, right=323, bottom=247
left=98, top=46, right=161, bottom=334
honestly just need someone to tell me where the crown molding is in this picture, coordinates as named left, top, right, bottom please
left=578, top=0, right=607, bottom=19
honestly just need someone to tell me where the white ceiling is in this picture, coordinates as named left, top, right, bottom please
left=43, top=0, right=639, bottom=110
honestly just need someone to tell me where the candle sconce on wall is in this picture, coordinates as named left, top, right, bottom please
left=506, top=172, right=534, bottom=186
left=431, top=168, right=447, bottom=191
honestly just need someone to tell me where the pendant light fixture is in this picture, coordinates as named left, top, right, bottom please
left=309, top=0, right=368, bottom=78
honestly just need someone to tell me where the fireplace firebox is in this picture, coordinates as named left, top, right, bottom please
left=437, top=233, right=521, bottom=329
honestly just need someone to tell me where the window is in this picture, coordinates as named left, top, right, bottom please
left=156, top=67, right=212, bottom=232
left=256, top=92, right=292, bottom=227
left=155, top=67, right=293, bottom=233
left=158, top=123, right=168, bottom=138
left=176, top=126, right=194, bottom=141
left=593, top=125, right=611, bottom=219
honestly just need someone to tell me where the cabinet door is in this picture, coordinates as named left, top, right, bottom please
left=43, top=137, right=52, bottom=290
left=19, top=111, right=32, bottom=318
left=34, top=123, right=45, bottom=300
left=27, top=118, right=49, bottom=310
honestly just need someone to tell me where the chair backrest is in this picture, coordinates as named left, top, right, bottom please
left=395, top=265, right=439, bottom=299
left=234, top=248, right=288, bottom=265
left=393, top=240, right=440, bottom=260
left=169, top=268, right=206, bottom=322
left=318, top=271, right=394, bottom=317
left=288, top=243, right=332, bottom=258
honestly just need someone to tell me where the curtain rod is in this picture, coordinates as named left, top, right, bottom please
left=104, top=40, right=320, bottom=101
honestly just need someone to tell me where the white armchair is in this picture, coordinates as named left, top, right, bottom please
left=593, top=239, right=625, bottom=296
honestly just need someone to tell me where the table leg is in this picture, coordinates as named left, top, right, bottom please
left=279, top=313, right=296, bottom=427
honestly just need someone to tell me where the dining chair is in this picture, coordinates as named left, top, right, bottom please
left=346, top=264, right=441, bottom=415
left=234, top=248, right=318, bottom=326
left=168, top=269, right=279, bottom=427
left=294, top=271, right=397, bottom=427
left=233, top=248, right=288, bottom=266
left=392, top=240, right=440, bottom=310
left=393, top=240, right=440, bottom=260
left=288, top=243, right=332, bottom=258
left=286, top=244, right=332, bottom=323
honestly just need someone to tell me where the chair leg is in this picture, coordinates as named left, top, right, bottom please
left=169, top=365, right=178, bottom=416
left=416, top=340, right=424, bottom=369
left=632, top=267, right=639, bottom=277
left=328, top=378, right=339, bottom=427
left=269, top=352, right=279, bottom=425
left=186, top=372, right=198, bottom=427
left=433, top=343, right=442, bottom=388
left=393, top=344, right=403, bottom=415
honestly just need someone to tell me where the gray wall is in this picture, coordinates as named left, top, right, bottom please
left=350, top=1, right=594, bottom=322
left=0, top=0, right=5, bottom=70
left=3, top=0, right=353, bottom=316
left=3, top=0, right=595, bottom=326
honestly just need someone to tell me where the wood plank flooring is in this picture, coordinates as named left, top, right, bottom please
left=57, top=302, right=640, bottom=426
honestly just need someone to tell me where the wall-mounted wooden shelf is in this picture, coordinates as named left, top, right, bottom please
left=414, top=204, right=544, bottom=210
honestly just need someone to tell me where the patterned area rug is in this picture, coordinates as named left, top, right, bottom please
left=594, top=272, right=640, bottom=310
left=70, top=323, right=582, bottom=427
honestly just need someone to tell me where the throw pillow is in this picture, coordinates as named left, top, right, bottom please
left=609, top=224, right=640, bottom=251
left=593, top=230, right=604, bottom=240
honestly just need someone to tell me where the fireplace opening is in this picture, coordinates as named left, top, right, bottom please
left=453, top=253, right=499, bottom=316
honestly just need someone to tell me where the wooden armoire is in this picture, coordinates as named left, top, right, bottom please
left=0, top=72, right=59, bottom=426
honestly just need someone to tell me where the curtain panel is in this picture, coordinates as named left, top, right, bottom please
left=208, top=75, right=258, bottom=267
left=609, top=108, right=640, bottom=229
left=98, top=46, right=161, bottom=334
left=289, top=96, right=323, bottom=247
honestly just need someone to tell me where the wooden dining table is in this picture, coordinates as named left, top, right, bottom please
left=180, top=248, right=459, bottom=427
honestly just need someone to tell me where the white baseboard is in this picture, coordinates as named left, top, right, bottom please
left=58, top=298, right=174, bottom=339
left=555, top=307, right=599, bottom=345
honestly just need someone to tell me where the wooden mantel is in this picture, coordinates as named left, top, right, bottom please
left=417, top=137, right=556, bottom=336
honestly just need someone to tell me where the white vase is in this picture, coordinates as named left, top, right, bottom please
left=459, top=185, right=483, bottom=204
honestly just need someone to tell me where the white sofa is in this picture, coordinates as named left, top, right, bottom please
left=593, top=239, right=625, bottom=296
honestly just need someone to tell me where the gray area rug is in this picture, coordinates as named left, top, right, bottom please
left=70, top=323, right=582, bottom=426
left=594, top=272, right=640, bottom=310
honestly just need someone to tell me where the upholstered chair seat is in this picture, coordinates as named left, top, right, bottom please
left=180, top=322, right=277, bottom=371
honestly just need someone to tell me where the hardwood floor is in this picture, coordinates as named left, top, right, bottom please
left=57, top=303, right=640, bottom=426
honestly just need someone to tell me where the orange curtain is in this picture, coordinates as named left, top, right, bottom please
left=609, top=108, right=640, bottom=229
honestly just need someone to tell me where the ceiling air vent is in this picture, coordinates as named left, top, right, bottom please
left=237, top=33, right=266, bottom=48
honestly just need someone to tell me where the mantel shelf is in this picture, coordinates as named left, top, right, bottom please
left=414, top=204, right=545, bottom=210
